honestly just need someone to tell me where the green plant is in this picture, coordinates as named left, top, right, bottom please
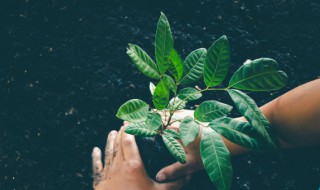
left=116, top=12, right=288, bottom=190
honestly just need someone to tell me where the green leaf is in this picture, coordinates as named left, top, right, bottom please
left=204, top=35, right=231, bottom=87
left=179, top=116, right=200, bottom=146
left=149, top=82, right=156, bottom=95
left=194, top=100, right=233, bottom=122
left=209, top=117, right=262, bottom=151
left=200, top=127, right=232, bottom=190
left=153, top=80, right=170, bottom=110
left=168, top=48, right=184, bottom=82
left=163, top=74, right=177, bottom=94
left=116, top=99, right=149, bottom=123
left=168, top=97, right=187, bottom=110
left=155, top=12, right=174, bottom=74
left=228, top=89, right=279, bottom=150
left=127, top=44, right=160, bottom=79
left=164, top=129, right=181, bottom=139
left=125, top=123, right=158, bottom=137
left=145, top=111, right=162, bottom=131
left=162, top=135, right=187, bottom=164
left=180, top=48, right=207, bottom=85
left=228, top=58, right=288, bottom=91
left=178, top=87, right=202, bottom=101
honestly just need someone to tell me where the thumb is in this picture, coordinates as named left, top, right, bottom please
left=156, top=162, right=190, bottom=182
left=156, top=175, right=191, bottom=190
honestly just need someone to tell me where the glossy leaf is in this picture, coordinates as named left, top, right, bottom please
left=228, top=89, right=279, bottom=150
left=125, top=123, right=158, bottom=137
left=164, top=129, right=181, bottom=139
left=145, top=111, right=162, bottom=131
left=168, top=48, right=184, bottom=82
left=155, top=12, right=174, bottom=74
left=180, top=48, right=207, bottom=85
left=201, top=127, right=232, bottom=190
left=153, top=80, right=170, bottom=110
left=162, top=135, right=187, bottom=164
left=168, top=97, right=187, bottom=110
left=178, top=87, right=202, bottom=101
left=179, top=116, right=200, bottom=146
left=194, top=100, right=233, bottom=122
left=163, top=74, right=177, bottom=94
left=127, top=44, right=160, bottom=79
left=116, top=99, right=149, bottom=123
left=149, top=82, right=156, bottom=95
left=228, top=58, right=288, bottom=91
left=209, top=117, right=262, bottom=150
left=204, top=35, right=231, bottom=87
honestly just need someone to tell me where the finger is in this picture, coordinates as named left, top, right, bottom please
left=121, top=129, right=141, bottom=161
left=104, top=130, right=117, bottom=170
left=113, top=127, right=125, bottom=162
left=123, top=121, right=129, bottom=125
left=156, top=162, right=191, bottom=182
left=92, top=147, right=104, bottom=186
left=156, top=175, right=191, bottom=190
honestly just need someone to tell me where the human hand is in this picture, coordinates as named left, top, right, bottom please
left=92, top=126, right=190, bottom=190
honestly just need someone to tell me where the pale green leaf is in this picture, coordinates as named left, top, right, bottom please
left=125, top=122, right=158, bottom=137
left=228, top=89, right=280, bottom=151
left=116, top=99, right=149, bottom=123
left=178, top=87, right=202, bottom=101
left=146, top=111, right=162, bottom=131
left=204, top=35, right=231, bottom=87
left=127, top=44, right=160, bottom=79
left=194, top=100, right=233, bottom=122
left=209, top=117, right=262, bottom=151
left=149, top=82, right=156, bottom=95
left=168, top=97, right=187, bottom=110
left=180, top=48, right=207, bottom=85
left=228, top=58, right=288, bottom=91
left=153, top=80, right=169, bottom=110
left=168, top=48, right=184, bottom=82
left=164, top=129, right=181, bottom=139
left=155, top=12, right=174, bottom=74
left=179, top=116, right=200, bottom=146
left=200, top=127, right=232, bottom=190
left=162, top=135, right=187, bottom=164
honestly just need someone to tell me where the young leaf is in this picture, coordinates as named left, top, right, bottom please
left=228, top=89, right=279, bottom=151
left=163, top=74, right=177, bottom=94
left=116, top=99, right=149, bottom=123
left=149, top=82, right=156, bottom=95
left=209, top=117, right=262, bottom=151
left=164, top=129, right=181, bottom=139
left=194, top=100, right=233, bottom=122
left=180, top=48, right=207, bottom=85
left=168, top=48, right=184, bottom=82
left=228, top=58, right=288, bottom=91
left=145, top=111, right=162, bottom=131
left=204, top=35, right=231, bottom=87
left=179, top=116, right=200, bottom=146
left=155, top=12, right=174, bottom=74
left=125, top=123, right=158, bottom=137
left=162, top=135, right=187, bottom=164
left=178, top=87, right=202, bottom=101
left=200, top=127, right=232, bottom=190
left=168, top=97, right=187, bottom=110
left=127, top=44, right=160, bottom=79
left=153, top=80, right=170, bottom=110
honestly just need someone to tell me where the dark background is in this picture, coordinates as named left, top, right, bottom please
left=0, top=0, right=319, bottom=189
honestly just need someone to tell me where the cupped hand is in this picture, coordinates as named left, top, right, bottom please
left=92, top=126, right=190, bottom=190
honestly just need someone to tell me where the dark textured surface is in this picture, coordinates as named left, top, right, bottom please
left=0, top=0, right=320, bottom=189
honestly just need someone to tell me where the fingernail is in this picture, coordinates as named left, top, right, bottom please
left=156, top=174, right=166, bottom=182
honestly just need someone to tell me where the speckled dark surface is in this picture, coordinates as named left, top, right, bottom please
left=0, top=0, right=319, bottom=189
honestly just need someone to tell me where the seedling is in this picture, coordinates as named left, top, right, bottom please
left=116, top=12, right=287, bottom=190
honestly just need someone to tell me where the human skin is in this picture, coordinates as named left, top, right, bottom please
left=156, top=79, right=320, bottom=182
left=92, top=127, right=190, bottom=190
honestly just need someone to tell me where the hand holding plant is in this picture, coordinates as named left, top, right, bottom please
left=116, top=12, right=288, bottom=190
